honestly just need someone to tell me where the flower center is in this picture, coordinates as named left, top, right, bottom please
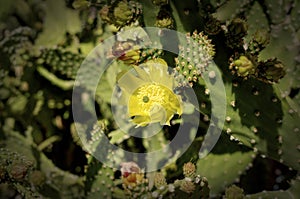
left=142, top=96, right=149, bottom=103
left=135, top=83, right=168, bottom=112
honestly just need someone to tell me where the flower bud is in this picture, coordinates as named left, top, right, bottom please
left=257, top=58, right=286, bottom=83
left=155, top=9, right=174, bottom=29
left=111, top=40, right=141, bottom=64
left=99, top=1, right=142, bottom=28
left=180, top=180, right=195, bottom=194
left=120, top=162, right=144, bottom=189
left=183, top=162, right=196, bottom=178
left=225, top=185, right=245, bottom=199
left=154, top=172, right=167, bottom=188
left=230, top=55, right=256, bottom=77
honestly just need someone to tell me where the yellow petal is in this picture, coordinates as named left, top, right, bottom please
left=147, top=59, right=173, bottom=89
left=118, top=70, right=146, bottom=94
left=132, top=65, right=151, bottom=82
left=132, top=115, right=151, bottom=127
left=149, top=104, right=167, bottom=124
left=128, top=95, right=143, bottom=116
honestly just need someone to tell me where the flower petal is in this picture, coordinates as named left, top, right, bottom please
left=149, top=104, right=167, bottom=124
left=146, top=59, right=173, bottom=89
left=118, top=70, right=146, bottom=94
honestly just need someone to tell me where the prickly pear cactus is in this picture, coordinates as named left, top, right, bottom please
left=0, top=0, right=299, bottom=198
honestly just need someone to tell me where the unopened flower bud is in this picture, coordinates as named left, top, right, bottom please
left=180, top=180, right=195, bottom=194
left=183, top=162, right=196, bottom=178
left=154, top=172, right=167, bottom=188
left=120, top=162, right=144, bottom=189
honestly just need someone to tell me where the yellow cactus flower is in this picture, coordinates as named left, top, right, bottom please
left=117, top=58, right=183, bottom=127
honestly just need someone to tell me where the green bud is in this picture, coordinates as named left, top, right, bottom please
left=155, top=9, right=174, bottom=29
left=99, top=1, right=142, bottom=28
left=231, top=55, right=256, bottom=77
left=225, top=185, right=245, bottom=199
left=114, top=1, right=133, bottom=25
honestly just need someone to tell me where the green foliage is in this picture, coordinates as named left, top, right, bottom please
left=0, top=0, right=299, bottom=198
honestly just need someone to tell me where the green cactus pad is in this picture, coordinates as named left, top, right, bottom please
left=196, top=134, right=255, bottom=196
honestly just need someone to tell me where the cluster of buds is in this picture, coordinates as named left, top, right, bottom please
left=0, top=27, right=35, bottom=71
left=227, top=20, right=285, bottom=83
left=99, top=0, right=142, bottom=28
left=110, top=39, right=163, bottom=65
left=111, top=39, right=141, bottom=65
left=173, top=30, right=215, bottom=87
left=37, top=46, right=84, bottom=79
left=119, top=162, right=210, bottom=197
left=229, top=54, right=286, bottom=83
left=151, top=162, right=209, bottom=197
